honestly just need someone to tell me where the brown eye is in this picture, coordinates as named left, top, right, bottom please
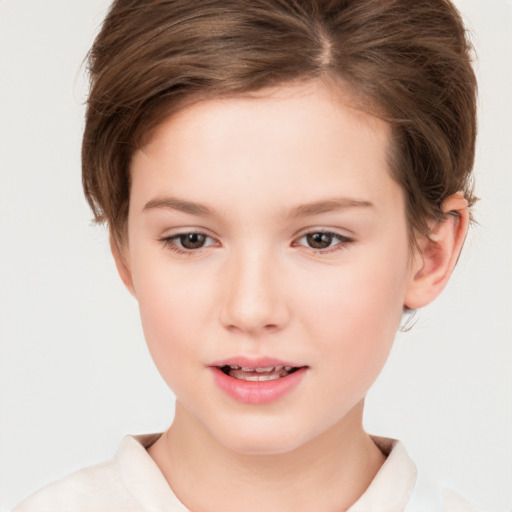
left=306, top=232, right=335, bottom=249
left=294, top=231, right=352, bottom=253
left=162, top=231, right=219, bottom=254
left=179, top=233, right=207, bottom=249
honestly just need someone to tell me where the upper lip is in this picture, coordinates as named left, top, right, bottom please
left=209, top=356, right=306, bottom=369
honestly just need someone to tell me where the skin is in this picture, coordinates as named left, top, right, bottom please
left=113, top=80, right=468, bottom=512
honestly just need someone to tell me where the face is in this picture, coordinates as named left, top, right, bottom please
left=121, top=81, right=417, bottom=455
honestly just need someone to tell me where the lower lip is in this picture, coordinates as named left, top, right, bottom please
left=209, top=367, right=308, bottom=405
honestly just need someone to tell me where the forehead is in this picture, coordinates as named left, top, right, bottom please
left=144, top=81, right=388, bottom=156
left=130, top=81, right=401, bottom=218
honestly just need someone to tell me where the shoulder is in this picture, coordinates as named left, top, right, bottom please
left=352, top=436, right=479, bottom=512
left=12, top=434, right=165, bottom=512
left=441, top=488, right=480, bottom=512
left=399, top=440, right=479, bottom=512
left=11, top=457, right=141, bottom=512
left=406, top=484, right=479, bottom=512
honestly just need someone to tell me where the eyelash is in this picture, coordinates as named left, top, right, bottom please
left=160, top=230, right=353, bottom=256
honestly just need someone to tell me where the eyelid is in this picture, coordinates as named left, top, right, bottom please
left=293, top=226, right=353, bottom=240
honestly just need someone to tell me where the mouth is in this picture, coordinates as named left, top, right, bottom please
left=219, top=365, right=300, bottom=381
left=210, top=361, right=308, bottom=404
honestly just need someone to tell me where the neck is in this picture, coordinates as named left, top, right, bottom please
left=149, top=400, right=386, bottom=512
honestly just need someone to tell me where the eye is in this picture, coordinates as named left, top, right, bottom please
left=294, top=231, right=352, bottom=252
left=161, top=232, right=218, bottom=253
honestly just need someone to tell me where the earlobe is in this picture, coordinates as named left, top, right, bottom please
left=110, top=234, right=136, bottom=297
left=404, top=194, right=469, bottom=310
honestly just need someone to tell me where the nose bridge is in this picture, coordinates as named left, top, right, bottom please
left=219, top=243, right=288, bottom=334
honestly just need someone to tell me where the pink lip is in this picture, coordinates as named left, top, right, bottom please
left=209, top=356, right=302, bottom=369
left=208, top=357, right=308, bottom=405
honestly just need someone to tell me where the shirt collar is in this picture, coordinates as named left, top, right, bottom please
left=116, top=433, right=189, bottom=511
left=118, top=433, right=418, bottom=512
left=348, top=436, right=417, bottom=512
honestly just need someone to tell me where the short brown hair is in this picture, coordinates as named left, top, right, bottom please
left=82, top=0, right=477, bottom=244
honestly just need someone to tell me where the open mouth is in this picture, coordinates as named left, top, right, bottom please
left=219, top=365, right=300, bottom=381
left=211, top=363, right=308, bottom=403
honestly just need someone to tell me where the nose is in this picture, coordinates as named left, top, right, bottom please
left=218, top=248, right=290, bottom=335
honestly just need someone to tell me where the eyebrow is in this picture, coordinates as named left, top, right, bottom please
left=143, top=197, right=213, bottom=216
left=143, top=196, right=373, bottom=217
left=288, top=198, right=374, bottom=217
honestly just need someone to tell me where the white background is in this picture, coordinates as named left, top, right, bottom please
left=0, top=1, right=510, bottom=510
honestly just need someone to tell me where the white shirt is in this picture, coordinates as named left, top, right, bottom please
left=13, top=434, right=477, bottom=512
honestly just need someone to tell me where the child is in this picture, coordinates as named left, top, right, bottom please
left=12, top=0, right=482, bottom=510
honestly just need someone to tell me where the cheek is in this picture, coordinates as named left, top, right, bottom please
left=131, top=256, right=214, bottom=381
left=303, top=248, right=407, bottom=328
left=299, top=246, right=409, bottom=382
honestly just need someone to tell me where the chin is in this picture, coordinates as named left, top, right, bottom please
left=208, top=416, right=316, bottom=456
left=222, top=434, right=303, bottom=456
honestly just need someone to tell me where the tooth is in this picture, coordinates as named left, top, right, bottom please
left=257, top=374, right=280, bottom=381
left=284, top=366, right=293, bottom=371
left=229, top=365, right=241, bottom=370
left=242, top=374, right=261, bottom=381
left=248, top=374, right=280, bottom=381
left=254, top=366, right=275, bottom=373
left=241, top=367, right=256, bottom=372
left=233, top=373, right=282, bottom=381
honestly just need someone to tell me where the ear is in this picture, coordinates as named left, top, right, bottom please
left=404, top=194, right=469, bottom=310
left=110, top=234, right=136, bottom=297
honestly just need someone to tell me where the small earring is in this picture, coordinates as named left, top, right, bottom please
left=399, top=308, right=418, bottom=332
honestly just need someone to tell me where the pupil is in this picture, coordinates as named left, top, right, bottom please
left=180, top=233, right=206, bottom=249
left=307, top=232, right=332, bottom=249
